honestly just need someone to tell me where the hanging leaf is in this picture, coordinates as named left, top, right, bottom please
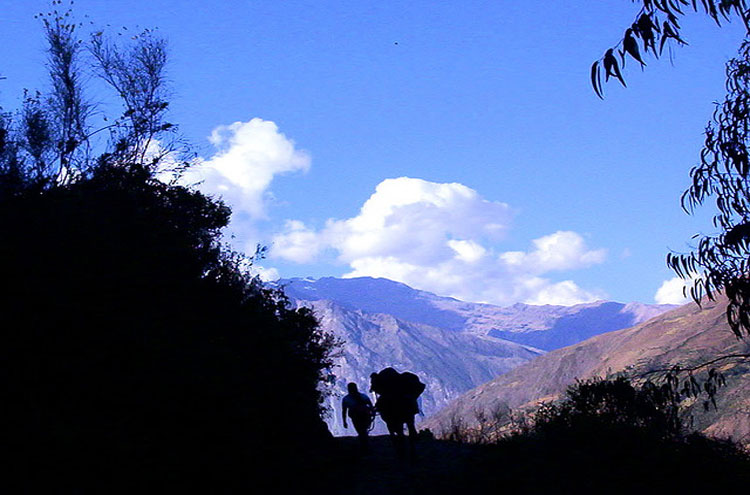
left=591, top=61, right=603, bottom=99
left=604, top=49, right=627, bottom=87
left=624, top=29, right=646, bottom=66
left=637, top=14, right=658, bottom=54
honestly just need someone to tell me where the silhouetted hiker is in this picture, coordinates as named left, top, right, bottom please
left=342, top=382, right=375, bottom=452
left=370, top=368, right=426, bottom=458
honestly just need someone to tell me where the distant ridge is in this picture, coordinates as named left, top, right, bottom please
left=424, top=296, right=750, bottom=446
left=280, top=277, right=676, bottom=350
left=276, top=277, right=677, bottom=436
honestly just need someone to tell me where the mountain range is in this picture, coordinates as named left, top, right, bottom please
left=277, top=277, right=675, bottom=436
left=423, top=295, right=750, bottom=446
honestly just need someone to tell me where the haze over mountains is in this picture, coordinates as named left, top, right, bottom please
left=425, top=296, right=750, bottom=446
left=278, top=277, right=675, bottom=435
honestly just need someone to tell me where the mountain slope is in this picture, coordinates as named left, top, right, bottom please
left=424, top=297, right=750, bottom=445
left=277, top=277, right=677, bottom=436
left=281, top=277, right=676, bottom=350
left=297, top=299, right=542, bottom=436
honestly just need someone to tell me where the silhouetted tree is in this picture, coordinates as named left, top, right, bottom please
left=592, top=2, right=750, bottom=343
left=531, top=376, right=682, bottom=438
left=592, top=1, right=748, bottom=97
left=669, top=40, right=750, bottom=339
left=1, top=4, right=337, bottom=492
left=447, top=377, right=750, bottom=493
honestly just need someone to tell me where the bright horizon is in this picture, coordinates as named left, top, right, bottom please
left=2, top=1, right=746, bottom=306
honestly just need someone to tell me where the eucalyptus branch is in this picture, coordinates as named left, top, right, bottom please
left=636, top=353, right=750, bottom=378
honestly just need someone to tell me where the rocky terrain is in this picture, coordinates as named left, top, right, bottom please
left=300, top=299, right=542, bottom=435
left=277, top=277, right=675, bottom=435
left=281, top=278, right=675, bottom=351
left=424, top=296, right=750, bottom=446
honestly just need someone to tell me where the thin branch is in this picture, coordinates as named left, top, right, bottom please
left=637, top=353, right=750, bottom=378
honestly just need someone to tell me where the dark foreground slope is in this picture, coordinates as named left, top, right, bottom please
left=424, top=297, right=750, bottom=445
left=328, top=433, right=749, bottom=495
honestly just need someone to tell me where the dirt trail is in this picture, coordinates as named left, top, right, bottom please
left=332, top=435, right=477, bottom=495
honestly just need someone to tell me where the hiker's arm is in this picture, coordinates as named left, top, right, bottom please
left=341, top=404, right=348, bottom=428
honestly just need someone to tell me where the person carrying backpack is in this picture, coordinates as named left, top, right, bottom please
left=341, top=382, right=375, bottom=452
left=369, top=368, right=426, bottom=459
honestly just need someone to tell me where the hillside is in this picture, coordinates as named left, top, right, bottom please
left=325, top=432, right=750, bottom=495
left=277, top=276, right=675, bottom=435
left=298, top=299, right=542, bottom=435
left=281, top=277, right=675, bottom=350
left=424, top=297, right=750, bottom=445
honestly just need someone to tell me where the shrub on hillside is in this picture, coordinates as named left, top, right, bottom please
left=1, top=7, right=337, bottom=492
left=442, top=377, right=750, bottom=493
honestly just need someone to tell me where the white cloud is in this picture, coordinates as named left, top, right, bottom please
left=500, top=231, right=607, bottom=272
left=654, top=276, right=693, bottom=305
left=271, top=177, right=607, bottom=306
left=271, top=220, right=323, bottom=264
left=522, top=279, right=598, bottom=306
left=171, top=118, right=310, bottom=255
left=185, top=118, right=310, bottom=220
left=448, top=239, right=487, bottom=263
left=249, top=265, right=281, bottom=282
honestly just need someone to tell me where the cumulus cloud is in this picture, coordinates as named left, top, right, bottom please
left=185, top=118, right=310, bottom=220
left=500, top=231, right=607, bottom=272
left=271, top=177, right=607, bottom=306
left=271, top=220, right=323, bottom=264
left=172, top=118, right=310, bottom=255
left=654, top=276, right=693, bottom=305
left=249, top=265, right=281, bottom=282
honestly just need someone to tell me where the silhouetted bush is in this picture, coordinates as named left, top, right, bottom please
left=531, top=376, right=682, bottom=441
left=1, top=163, right=337, bottom=492
left=442, top=377, right=750, bottom=493
left=1, top=8, right=336, bottom=492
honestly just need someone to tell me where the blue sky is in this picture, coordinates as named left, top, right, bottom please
left=1, top=1, right=746, bottom=305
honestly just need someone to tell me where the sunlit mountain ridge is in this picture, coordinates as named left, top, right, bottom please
left=424, top=296, right=750, bottom=446
left=276, top=277, right=675, bottom=435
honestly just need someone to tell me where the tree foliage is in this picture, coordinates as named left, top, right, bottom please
left=593, top=2, right=750, bottom=340
left=669, top=40, right=750, bottom=337
left=532, top=377, right=683, bottom=439
left=1, top=4, right=337, bottom=491
left=445, top=376, right=750, bottom=493
left=592, top=0, right=749, bottom=98
left=0, top=1, right=187, bottom=191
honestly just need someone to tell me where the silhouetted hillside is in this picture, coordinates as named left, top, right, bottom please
left=425, top=297, right=750, bottom=446
left=329, top=432, right=750, bottom=494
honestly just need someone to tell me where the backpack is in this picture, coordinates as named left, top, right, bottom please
left=371, top=367, right=400, bottom=396
left=399, top=371, right=426, bottom=400
left=371, top=367, right=426, bottom=400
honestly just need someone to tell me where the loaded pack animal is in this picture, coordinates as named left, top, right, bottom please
left=369, top=367, right=426, bottom=456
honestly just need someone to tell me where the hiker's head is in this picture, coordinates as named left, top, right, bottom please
left=347, top=382, right=359, bottom=394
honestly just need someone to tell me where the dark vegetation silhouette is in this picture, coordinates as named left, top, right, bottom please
left=594, top=1, right=750, bottom=345
left=589, top=3, right=750, bottom=403
left=437, top=376, right=750, bottom=493
left=1, top=5, right=336, bottom=492
left=592, top=0, right=747, bottom=97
